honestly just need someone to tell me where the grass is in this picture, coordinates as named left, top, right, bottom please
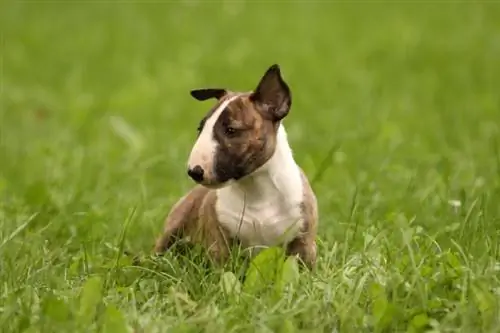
left=1, top=1, right=500, bottom=332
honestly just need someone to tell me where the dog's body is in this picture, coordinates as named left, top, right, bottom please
left=154, top=65, right=318, bottom=268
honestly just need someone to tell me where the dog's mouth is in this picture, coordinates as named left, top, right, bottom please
left=192, top=175, right=233, bottom=189
left=215, top=165, right=247, bottom=183
left=198, top=180, right=231, bottom=190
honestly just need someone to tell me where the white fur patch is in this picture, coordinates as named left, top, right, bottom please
left=187, top=95, right=239, bottom=175
left=215, top=124, right=304, bottom=250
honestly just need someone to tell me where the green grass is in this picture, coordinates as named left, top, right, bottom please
left=1, top=1, right=500, bottom=332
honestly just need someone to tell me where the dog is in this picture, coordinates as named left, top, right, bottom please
left=154, top=64, right=318, bottom=269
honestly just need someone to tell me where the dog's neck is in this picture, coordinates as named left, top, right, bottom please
left=218, top=124, right=304, bottom=206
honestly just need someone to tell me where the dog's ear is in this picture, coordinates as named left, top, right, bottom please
left=190, top=89, right=227, bottom=101
left=250, top=64, right=291, bottom=121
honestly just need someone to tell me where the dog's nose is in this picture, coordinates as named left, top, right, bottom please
left=187, top=165, right=204, bottom=182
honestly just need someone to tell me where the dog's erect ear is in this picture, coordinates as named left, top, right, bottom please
left=190, top=89, right=227, bottom=101
left=250, top=64, right=291, bottom=121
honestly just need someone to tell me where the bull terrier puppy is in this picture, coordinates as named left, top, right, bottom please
left=154, top=64, right=318, bottom=269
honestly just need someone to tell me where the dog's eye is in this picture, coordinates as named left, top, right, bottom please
left=224, top=126, right=237, bottom=136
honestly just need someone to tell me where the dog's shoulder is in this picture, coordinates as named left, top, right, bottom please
left=298, top=167, right=318, bottom=230
left=298, top=167, right=316, bottom=199
left=155, top=185, right=215, bottom=253
left=166, top=185, right=211, bottom=223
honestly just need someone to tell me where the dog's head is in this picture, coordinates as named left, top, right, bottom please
left=186, top=64, right=292, bottom=188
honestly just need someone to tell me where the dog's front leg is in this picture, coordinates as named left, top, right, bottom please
left=154, top=212, right=187, bottom=254
left=154, top=187, right=208, bottom=254
left=198, top=193, right=231, bottom=266
left=286, top=236, right=317, bottom=270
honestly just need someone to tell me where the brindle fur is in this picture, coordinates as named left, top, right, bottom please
left=212, top=94, right=278, bottom=183
left=154, top=65, right=318, bottom=269
left=286, top=169, right=318, bottom=269
left=154, top=185, right=232, bottom=264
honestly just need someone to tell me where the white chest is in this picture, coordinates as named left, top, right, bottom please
left=213, top=123, right=305, bottom=249
left=215, top=190, right=304, bottom=248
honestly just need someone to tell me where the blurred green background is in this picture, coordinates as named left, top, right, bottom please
left=1, top=1, right=500, bottom=332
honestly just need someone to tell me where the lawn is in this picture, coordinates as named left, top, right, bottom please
left=1, top=1, right=500, bottom=332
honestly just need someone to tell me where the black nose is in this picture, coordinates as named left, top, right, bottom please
left=187, top=165, right=204, bottom=182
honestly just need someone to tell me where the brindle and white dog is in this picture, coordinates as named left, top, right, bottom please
left=154, top=64, right=318, bottom=269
